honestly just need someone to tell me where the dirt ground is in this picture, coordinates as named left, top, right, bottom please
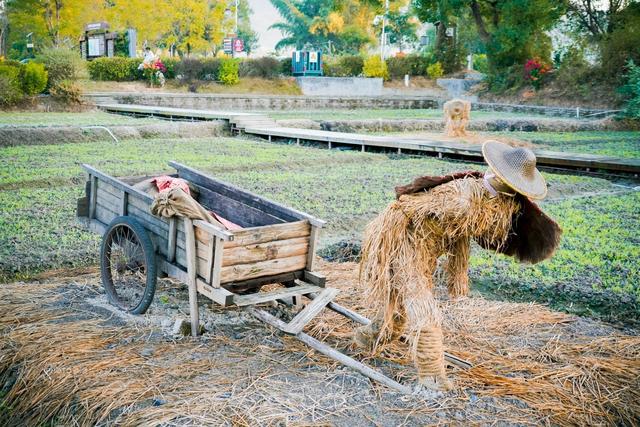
left=1, top=260, right=638, bottom=426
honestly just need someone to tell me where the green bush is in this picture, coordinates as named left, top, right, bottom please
left=200, top=58, right=221, bottom=80
left=619, top=60, right=640, bottom=119
left=36, top=48, right=84, bottom=87
left=239, top=57, right=280, bottom=79
left=162, top=57, right=179, bottom=79
left=426, top=62, right=444, bottom=79
left=363, top=55, right=389, bottom=80
left=324, top=55, right=364, bottom=77
left=386, top=56, right=411, bottom=79
left=175, top=58, right=204, bottom=82
left=279, top=57, right=292, bottom=76
left=49, top=79, right=82, bottom=104
left=0, top=64, right=23, bottom=106
left=87, top=57, right=140, bottom=81
left=20, top=62, right=48, bottom=95
left=218, top=58, right=239, bottom=85
left=473, top=54, right=489, bottom=74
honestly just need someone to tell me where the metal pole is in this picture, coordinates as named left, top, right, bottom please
left=235, top=0, right=239, bottom=34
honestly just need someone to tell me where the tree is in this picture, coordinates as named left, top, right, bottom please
left=269, top=0, right=374, bottom=54
left=413, top=0, right=566, bottom=70
left=237, top=0, right=258, bottom=55
left=384, top=10, right=419, bottom=52
left=1, top=0, right=8, bottom=57
left=567, top=0, right=631, bottom=39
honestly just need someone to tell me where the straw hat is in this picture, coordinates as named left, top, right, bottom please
left=482, top=140, right=547, bottom=199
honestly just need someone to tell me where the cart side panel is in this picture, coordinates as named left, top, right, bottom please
left=98, top=179, right=173, bottom=259
left=220, top=221, right=311, bottom=284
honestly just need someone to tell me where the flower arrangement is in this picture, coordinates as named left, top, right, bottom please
left=524, top=58, right=552, bottom=89
left=139, top=57, right=167, bottom=87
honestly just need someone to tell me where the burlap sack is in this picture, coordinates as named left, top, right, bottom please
left=150, top=187, right=225, bottom=229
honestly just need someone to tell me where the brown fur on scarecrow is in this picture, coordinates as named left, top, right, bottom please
left=357, top=141, right=562, bottom=391
left=443, top=98, right=471, bottom=137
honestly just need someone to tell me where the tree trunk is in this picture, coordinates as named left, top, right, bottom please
left=469, top=0, right=491, bottom=44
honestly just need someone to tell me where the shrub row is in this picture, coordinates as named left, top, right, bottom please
left=88, top=56, right=284, bottom=82
left=85, top=53, right=450, bottom=84
left=324, top=53, right=444, bottom=80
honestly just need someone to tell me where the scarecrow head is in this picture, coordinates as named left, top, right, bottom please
left=482, top=140, right=547, bottom=200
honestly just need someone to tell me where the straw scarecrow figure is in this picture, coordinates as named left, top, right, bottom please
left=443, top=98, right=471, bottom=137
left=357, top=141, right=562, bottom=390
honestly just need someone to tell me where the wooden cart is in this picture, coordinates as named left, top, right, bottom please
left=77, top=161, right=418, bottom=394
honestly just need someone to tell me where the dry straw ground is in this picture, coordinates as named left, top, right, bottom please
left=0, top=261, right=638, bottom=426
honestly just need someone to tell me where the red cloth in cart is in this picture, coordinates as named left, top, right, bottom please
left=153, top=176, right=191, bottom=195
left=210, top=211, right=242, bottom=230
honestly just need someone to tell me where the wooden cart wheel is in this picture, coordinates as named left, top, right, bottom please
left=101, top=216, right=157, bottom=314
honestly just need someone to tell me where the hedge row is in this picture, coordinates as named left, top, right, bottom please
left=324, top=53, right=441, bottom=79
left=88, top=56, right=290, bottom=82
left=87, top=53, right=446, bottom=82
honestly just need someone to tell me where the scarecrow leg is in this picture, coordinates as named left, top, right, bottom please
left=444, top=237, right=470, bottom=298
left=404, top=271, right=452, bottom=391
left=354, top=292, right=406, bottom=351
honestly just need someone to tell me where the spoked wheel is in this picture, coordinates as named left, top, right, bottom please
left=101, top=216, right=157, bottom=314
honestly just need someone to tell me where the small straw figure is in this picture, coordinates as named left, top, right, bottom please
left=443, top=98, right=471, bottom=137
left=357, top=141, right=562, bottom=391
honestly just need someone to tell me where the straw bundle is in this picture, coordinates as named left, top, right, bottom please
left=359, top=177, right=520, bottom=389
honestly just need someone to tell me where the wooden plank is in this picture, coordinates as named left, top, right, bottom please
left=167, top=218, right=177, bottom=262
left=306, top=225, right=320, bottom=271
left=234, top=283, right=320, bottom=306
left=248, top=308, right=412, bottom=395
left=205, top=235, right=215, bottom=284
left=283, top=288, right=339, bottom=334
left=303, top=271, right=326, bottom=287
left=81, top=164, right=154, bottom=204
left=306, top=292, right=371, bottom=326
left=210, top=237, right=224, bottom=288
left=121, top=191, right=128, bottom=215
left=221, top=254, right=307, bottom=283
left=89, top=175, right=97, bottom=219
left=95, top=200, right=118, bottom=225
left=222, top=237, right=309, bottom=267
left=170, top=161, right=325, bottom=227
left=184, top=218, right=200, bottom=337
left=222, top=270, right=304, bottom=292
left=225, top=221, right=310, bottom=249
left=159, top=259, right=234, bottom=306
left=192, top=183, right=285, bottom=227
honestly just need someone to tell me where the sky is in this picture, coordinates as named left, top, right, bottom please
left=247, top=0, right=285, bottom=56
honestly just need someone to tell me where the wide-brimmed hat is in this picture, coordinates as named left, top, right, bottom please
left=482, top=140, right=547, bottom=199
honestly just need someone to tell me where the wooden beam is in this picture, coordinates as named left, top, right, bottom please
left=283, top=288, right=339, bottom=334
left=184, top=218, right=200, bottom=337
left=210, top=236, right=224, bottom=288
left=249, top=308, right=412, bottom=394
left=233, top=283, right=320, bottom=306
left=88, top=175, right=97, bottom=219
left=306, top=225, right=320, bottom=271
left=167, top=218, right=177, bottom=263
left=303, top=271, right=326, bottom=287
left=160, top=259, right=234, bottom=306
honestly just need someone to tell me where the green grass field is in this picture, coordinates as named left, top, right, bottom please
left=0, top=111, right=164, bottom=127
left=509, top=131, right=640, bottom=159
left=0, top=132, right=638, bottom=323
